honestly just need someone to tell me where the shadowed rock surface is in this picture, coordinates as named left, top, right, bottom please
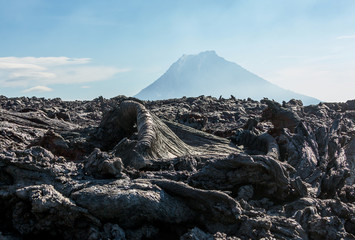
left=0, top=95, right=354, bottom=240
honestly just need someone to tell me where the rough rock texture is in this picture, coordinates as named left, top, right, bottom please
left=0, top=95, right=354, bottom=240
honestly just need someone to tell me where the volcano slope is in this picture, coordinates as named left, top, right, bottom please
left=0, top=95, right=354, bottom=240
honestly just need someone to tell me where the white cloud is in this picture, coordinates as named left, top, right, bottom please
left=81, top=85, right=91, bottom=89
left=0, top=57, right=129, bottom=88
left=0, top=57, right=91, bottom=66
left=337, top=35, right=355, bottom=40
left=0, top=62, right=46, bottom=70
left=23, top=86, right=53, bottom=93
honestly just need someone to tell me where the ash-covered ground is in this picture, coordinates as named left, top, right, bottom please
left=0, top=95, right=354, bottom=240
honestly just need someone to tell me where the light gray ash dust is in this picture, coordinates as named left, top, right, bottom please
left=0, top=95, right=354, bottom=240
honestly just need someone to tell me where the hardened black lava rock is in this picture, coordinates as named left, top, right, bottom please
left=0, top=95, right=354, bottom=240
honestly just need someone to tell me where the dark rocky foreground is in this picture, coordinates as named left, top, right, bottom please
left=0, top=95, right=354, bottom=240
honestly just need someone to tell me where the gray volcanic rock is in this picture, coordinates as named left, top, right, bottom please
left=0, top=95, right=354, bottom=239
left=135, top=51, right=320, bottom=105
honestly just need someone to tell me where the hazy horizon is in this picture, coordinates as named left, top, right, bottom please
left=1, top=0, right=354, bottom=102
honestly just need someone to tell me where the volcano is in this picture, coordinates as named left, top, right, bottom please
left=135, top=51, right=320, bottom=105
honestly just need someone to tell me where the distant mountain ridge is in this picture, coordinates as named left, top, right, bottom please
left=135, top=51, right=320, bottom=105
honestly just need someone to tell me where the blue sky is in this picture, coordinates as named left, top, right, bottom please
left=0, top=0, right=354, bottom=102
